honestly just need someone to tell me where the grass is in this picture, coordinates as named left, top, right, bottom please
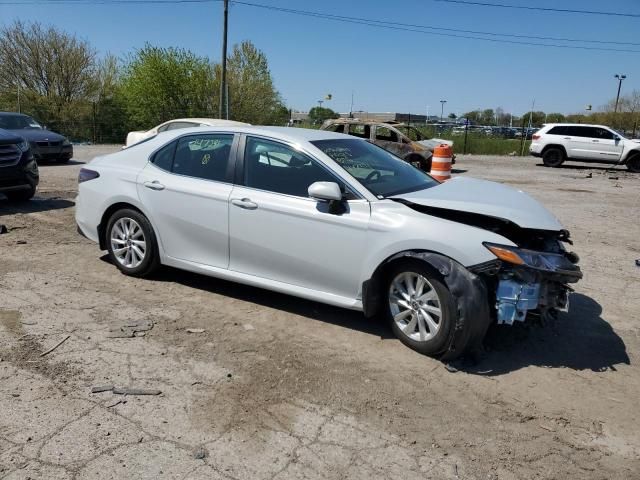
left=438, top=135, right=532, bottom=156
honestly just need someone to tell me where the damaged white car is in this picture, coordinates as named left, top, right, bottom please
left=76, top=126, right=581, bottom=360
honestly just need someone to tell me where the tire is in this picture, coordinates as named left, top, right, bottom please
left=542, top=148, right=565, bottom=167
left=5, top=185, right=36, bottom=202
left=57, top=157, right=70, bottom=164
left=626, top=154, right=640, bottom=173
left=105, top=208, right=160, bottom=277
left=384, top=260, right=457, bottom=358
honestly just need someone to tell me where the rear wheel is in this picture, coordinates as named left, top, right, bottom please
left=384, top=261, right=456, bottom=358
left=106, top=209, right=159, bottom=277
left=626, top=153, right=640, bottom=173
left=542, top=148, right=565, bottom=167
left=5, top=185, right=36, bottom=202
left=57, top=157, right=70, bottom=164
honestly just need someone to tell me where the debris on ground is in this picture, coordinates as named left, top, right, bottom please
left=108, top=320, right=154, bottom=338
left=636, top=259, right=640, bottom=267
left=40, top=334, right=71, bottom=357
left=91, top=385, right=114, bottom=393
left=186, top=328, right=205, bottom=334
left=0, top=225, right=7, bottom=234
left=193, top=446, right=208, bottom=460
left=91, top=385, right=162, bottom=396
left=112, top=387, right=162, bottom=396
left=243, top=324, right=255, bottom=331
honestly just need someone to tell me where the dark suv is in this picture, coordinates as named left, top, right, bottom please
left=0, top=128, right=39, bottom=201
left=0, top=112, right=73, bottom=163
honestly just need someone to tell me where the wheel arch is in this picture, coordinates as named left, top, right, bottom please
left=541, top=144, right=567, bottom=157
left=362, top=249, right=492, bottom=360
left=98, top=202, right=149, bottom=251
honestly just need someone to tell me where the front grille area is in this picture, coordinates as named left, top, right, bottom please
left=0, top=144, right=21, bottom=167
left=36, top=140, right=62, bottom=147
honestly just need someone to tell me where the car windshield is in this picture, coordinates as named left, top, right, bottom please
left=311, top=138, right=439, bottom=198
left=0, top=114, right=42, bottom=130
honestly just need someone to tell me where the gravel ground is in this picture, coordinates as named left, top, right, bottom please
left=1, top=146, right=639, bottom=479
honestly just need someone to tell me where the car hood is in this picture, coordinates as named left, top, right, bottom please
left=418, top=138, right=453, bottom=150
left=391, top=176, right=563, bottom=230
left=12, top=129, right=66, bottom=142
left=0, top=128, right=23, bottom=145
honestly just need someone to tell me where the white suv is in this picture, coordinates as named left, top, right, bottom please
left=530, top=123, right=640, bottom=172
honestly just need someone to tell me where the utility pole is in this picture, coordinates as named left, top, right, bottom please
left=17, top=84, right=21, bottom=113
left=439, top=100, right=447, bottom=122
left=218, top=0, right=229, bottom=119
left=614, top=74, right=626, bottom=113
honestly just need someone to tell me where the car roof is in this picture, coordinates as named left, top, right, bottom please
left=162, top=118, right=249, bottom=126
left=542, top=123, right=612, bottom=129
left=0, top=111, right=29, bottom=117
left=154, top=125, right=353, bottom=143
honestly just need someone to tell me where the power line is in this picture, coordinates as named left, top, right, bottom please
left=231, top=1, right=640, bottom=53
left=2, top=0, right=639, bottom=52
left=233, top=1, right=640, bottom=47
left=433, top=0, right=640, bottom=19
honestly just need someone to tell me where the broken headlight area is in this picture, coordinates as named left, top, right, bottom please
left=477, top=242, right=582, bottom=325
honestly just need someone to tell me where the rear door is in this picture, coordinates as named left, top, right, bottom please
left=136, top=133, right=237, bottom=268
left=566, top=126, right=601, bottom=160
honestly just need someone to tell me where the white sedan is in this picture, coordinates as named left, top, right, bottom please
left=124, top=118, right=249, bottom=147
left=76, top=126, right=581, bottom=359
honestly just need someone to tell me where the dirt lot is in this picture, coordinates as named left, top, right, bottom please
left=1, top=146, right=639, bottom=479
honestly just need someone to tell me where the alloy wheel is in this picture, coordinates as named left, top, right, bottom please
left=389, top=272, right=442, bottom=342
left=110, top=217, right=146, bottom=269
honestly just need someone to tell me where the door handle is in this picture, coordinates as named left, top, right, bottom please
left=231, top=198, right=258, bottom=210
left=563, top=137, right=572, bottom=140
left=592, top=140, right=599, bottom=143
left=144, top=181, right=165, bottom=191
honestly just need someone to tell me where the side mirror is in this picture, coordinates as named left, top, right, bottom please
left=308, top=181, right=342, bottom=202
left=614, top=135, right=621, bottom=141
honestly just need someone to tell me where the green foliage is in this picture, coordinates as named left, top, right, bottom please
left=119, top=44, right=215, bottom=129
left=224, top=41, right=288, bottom=125
left=308, top=107, right=339, bottom=124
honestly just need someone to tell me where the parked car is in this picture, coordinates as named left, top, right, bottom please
left=320, top=119, right=454, bottom=171
left=76, top=126, right=581, bottom=360
left=0, top=128, right=39, bottom=201
left=0, top=112, right=73, bottom=163
left=530, top=123, right=640, bottom=171
left=125, top=118, right=249, bottom=147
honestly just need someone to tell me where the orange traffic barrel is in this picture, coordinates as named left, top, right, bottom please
left=430, top=144, right=453, bottom=181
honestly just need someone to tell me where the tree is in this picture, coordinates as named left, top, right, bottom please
left=308, top=106, right=339, bottom=124
left=545, top=113, right=566, bottom=123
left=119, top=44, right=215, bottom=129
left=448, top=112, right=457, bottom=119
left=224, top=41, right=288, bottom=125
left=519, top=111, right=546, bottom=127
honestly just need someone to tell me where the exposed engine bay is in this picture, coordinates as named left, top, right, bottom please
left=395, top=200, right=582, bottom=325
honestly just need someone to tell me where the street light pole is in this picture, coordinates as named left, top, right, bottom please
left=614, top=74, right=626, bottom=113
left=440, top=100, right=447, bottom=122
left=218, top=0, right=229, bottom=119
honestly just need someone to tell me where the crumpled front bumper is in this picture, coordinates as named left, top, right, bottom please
left=471, top=245, right=582, bottom=325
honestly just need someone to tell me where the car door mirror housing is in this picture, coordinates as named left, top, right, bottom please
left=308, top=181, right=342, bottom=202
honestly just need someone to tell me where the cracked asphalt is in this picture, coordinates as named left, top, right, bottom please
left=1, top=146, right=639, bottom=479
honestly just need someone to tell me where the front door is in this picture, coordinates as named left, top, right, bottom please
left=228, top=135, right=370, bottom=299
left=136, top=133, right=236, bottom=268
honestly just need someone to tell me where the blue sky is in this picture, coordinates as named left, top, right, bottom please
left=1, top=0, right=639, bottom=117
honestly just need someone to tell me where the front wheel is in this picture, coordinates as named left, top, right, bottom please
left=626, top=154, right=640, bottom=173
left=385, top=261, right=457, bottom=358
left=106, top=209, right=160, bottom=277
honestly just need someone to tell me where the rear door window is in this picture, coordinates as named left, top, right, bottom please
left=375, top=126, right=399, bottom=142
left=548, top=126, right=569, bottom=136
left=347, top=124, right=371, bottom=139
left=172, top=134, right=234, bottom=182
